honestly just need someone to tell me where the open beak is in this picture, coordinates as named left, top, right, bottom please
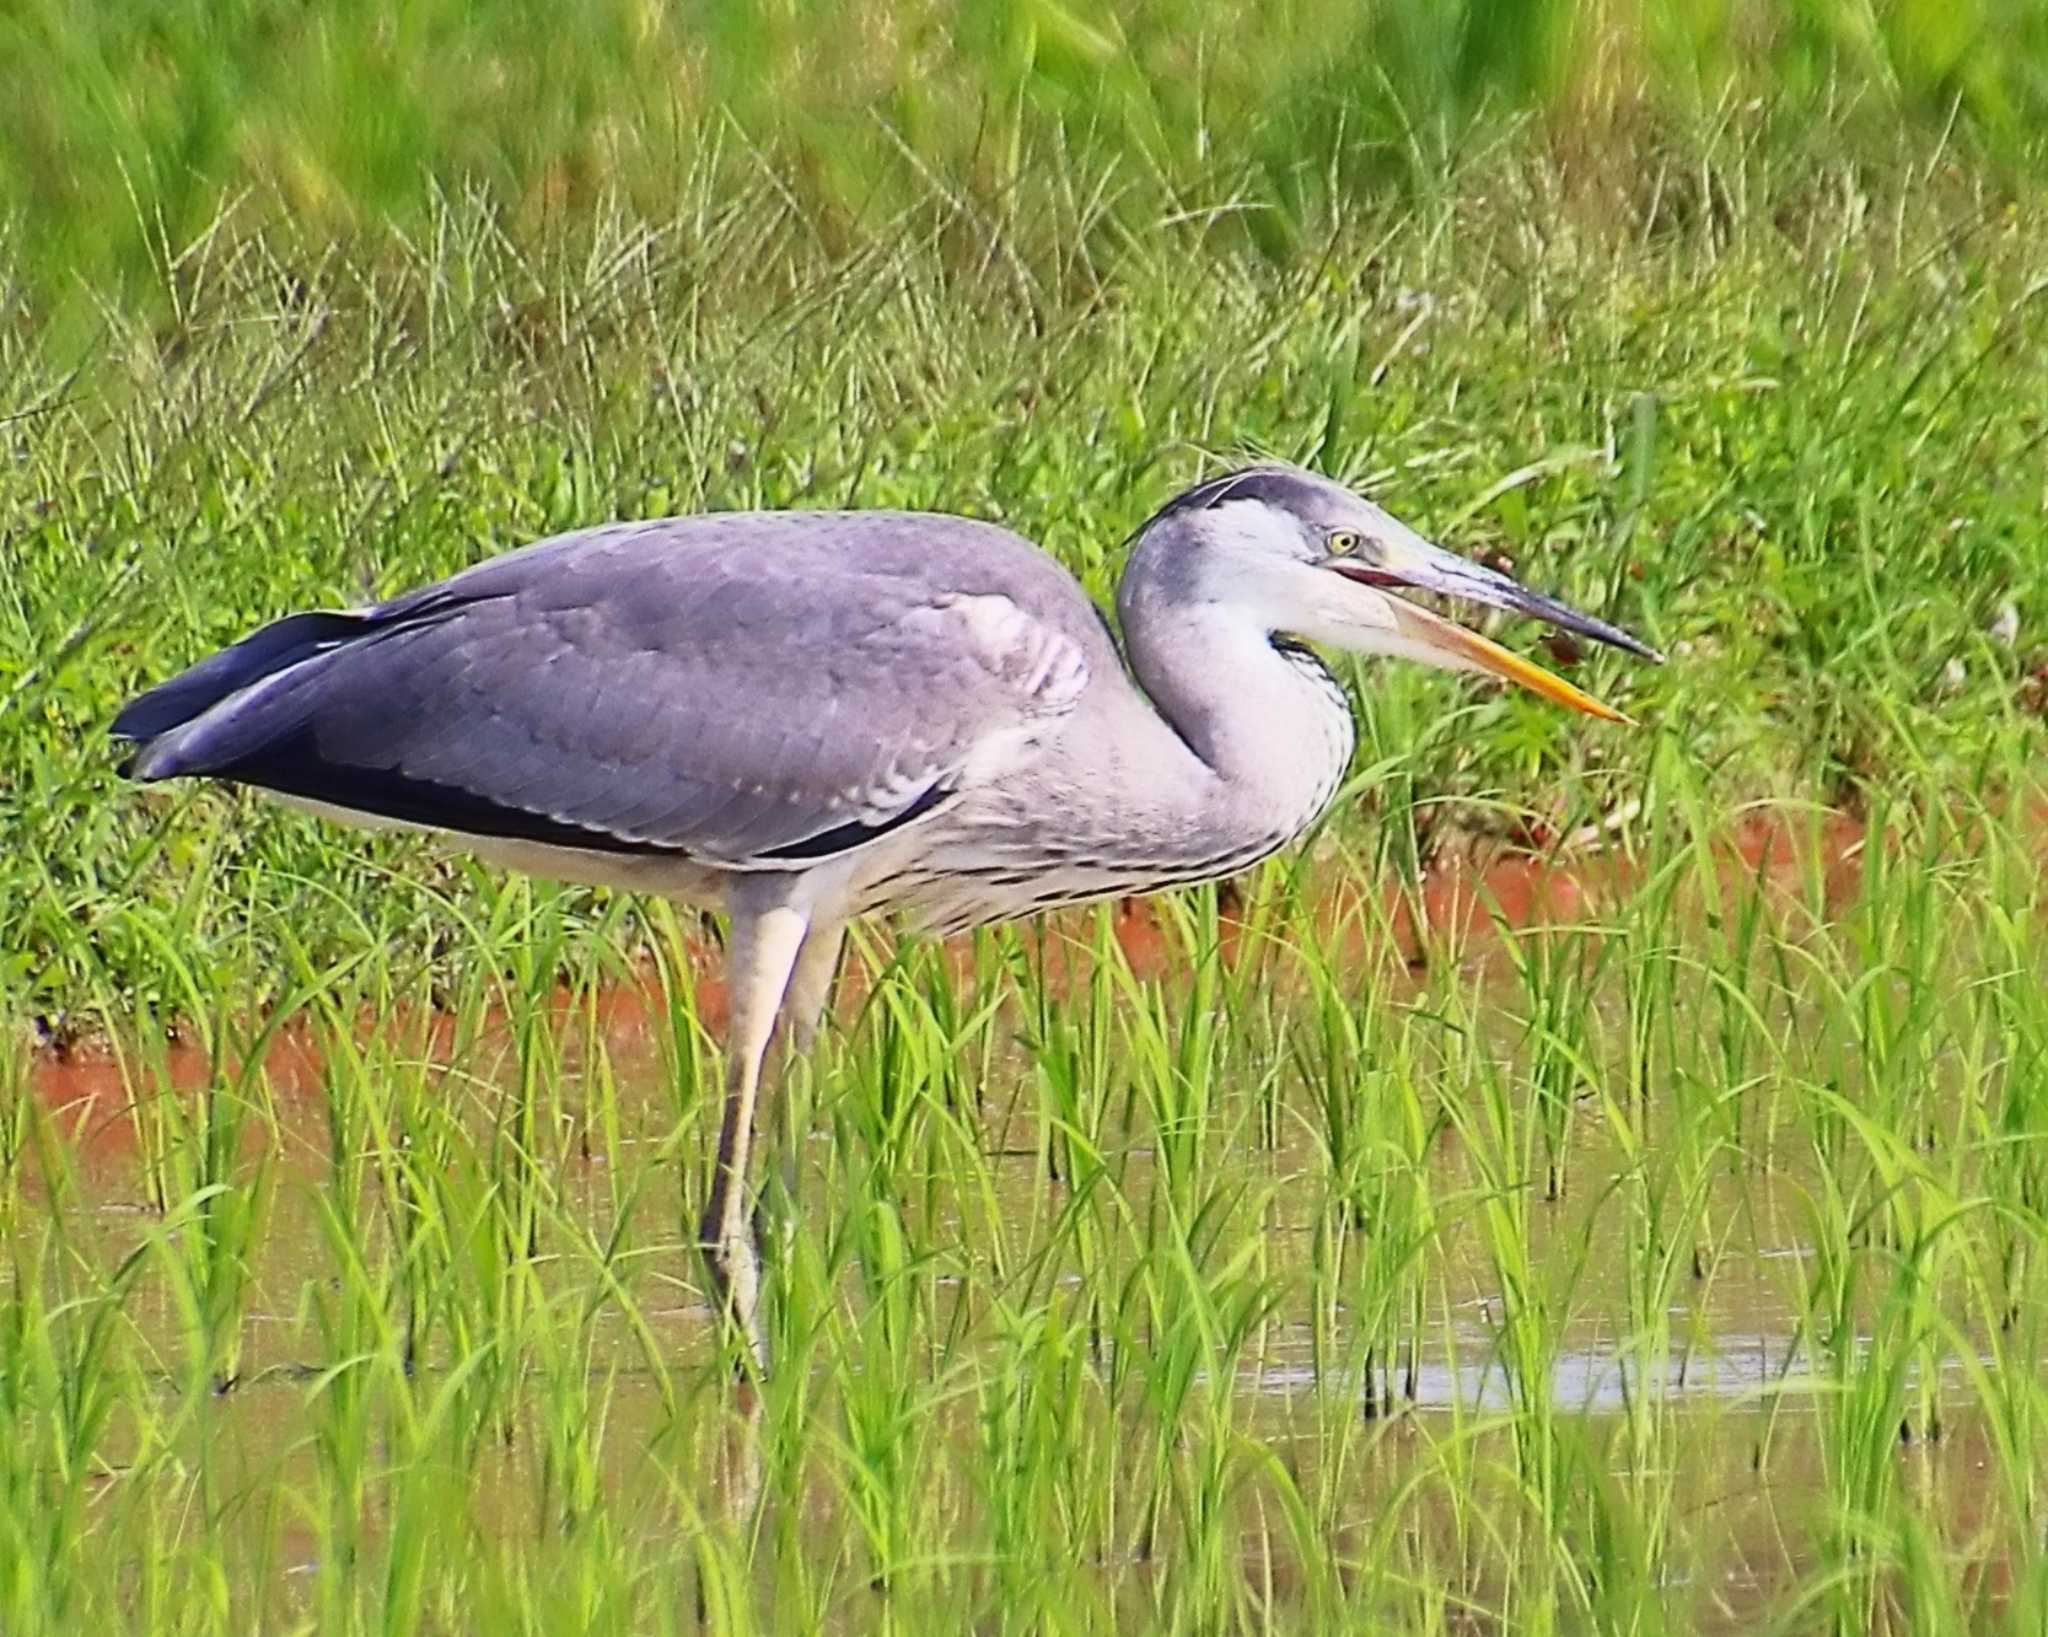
left=1323, top=528, right=1662, bottom=723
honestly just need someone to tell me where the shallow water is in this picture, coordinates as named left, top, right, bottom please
left=14, top=810, right=2044, bottom=1631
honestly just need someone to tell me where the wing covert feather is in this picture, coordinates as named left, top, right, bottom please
left=137, top=515, right=1097, bottom=865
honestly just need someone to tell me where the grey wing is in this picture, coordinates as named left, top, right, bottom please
left=114, top=517, right=1093, bottom=867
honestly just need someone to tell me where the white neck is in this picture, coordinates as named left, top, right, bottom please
left=1107, top=601, right=1356, bottom=871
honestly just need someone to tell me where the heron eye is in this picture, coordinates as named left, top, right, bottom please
left=1328, top=530, right=1362, bottom=555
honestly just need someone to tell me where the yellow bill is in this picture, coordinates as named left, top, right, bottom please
left=1387, top=595, right=1633, bottom=724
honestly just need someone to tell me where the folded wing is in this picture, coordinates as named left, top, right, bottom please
left=114, top=516, right=1091, bottom=867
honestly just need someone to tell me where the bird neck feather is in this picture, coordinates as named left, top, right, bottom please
left=1116, top=598, right=1356, bottom=851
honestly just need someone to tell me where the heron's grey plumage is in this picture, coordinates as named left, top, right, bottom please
left=123, top=512, right=1101, bottom=868
left=114, top=462, right=1659, bottom=1366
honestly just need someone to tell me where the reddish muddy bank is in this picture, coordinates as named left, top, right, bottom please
left=17, top=802, right=2001, bottom=1159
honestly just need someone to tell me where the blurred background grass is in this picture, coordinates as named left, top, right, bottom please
left=5, top=0, right=2046, bottom=330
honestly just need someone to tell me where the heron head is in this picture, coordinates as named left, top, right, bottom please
left=1125, top=464, right=1662, bottom=721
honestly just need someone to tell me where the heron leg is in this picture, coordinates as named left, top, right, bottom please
left=699, top=892, right=809, bottom=1370
left=752, top=918, right=847, bottom=1245
left=784, top=919, right=847, bottom=1054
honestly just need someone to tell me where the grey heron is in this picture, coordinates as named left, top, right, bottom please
left=112, top=464, right=1659, bottom=1363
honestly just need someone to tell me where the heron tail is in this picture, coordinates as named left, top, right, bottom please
left=112, top=611, right=372, bottom=779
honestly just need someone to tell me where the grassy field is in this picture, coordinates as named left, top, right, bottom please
left=7, top=0, right=2048, bottom=332
left=6, top=17, right=2048, bottom=1632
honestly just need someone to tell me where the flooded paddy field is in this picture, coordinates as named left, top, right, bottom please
left=11, top=802, right=2048, bottom=1633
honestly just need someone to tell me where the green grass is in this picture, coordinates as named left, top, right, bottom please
left=6, top=0, right=2048, bottom=330
left=4, top=95, right=2048, bottom=1634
